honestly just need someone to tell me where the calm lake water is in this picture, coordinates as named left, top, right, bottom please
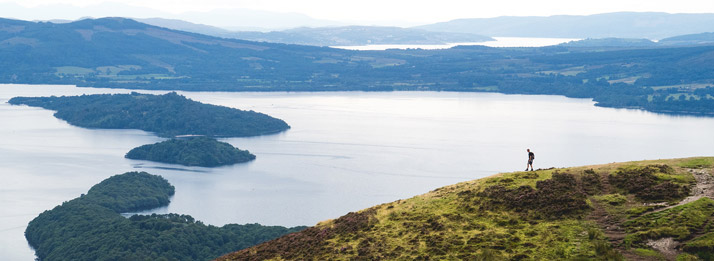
left=2, top=84, right=714, bottom=260
left=331, top=37, right=580, bottom=50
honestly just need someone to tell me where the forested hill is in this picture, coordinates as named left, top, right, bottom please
left=8, top=92, right=290, bottom=137
left=26, top=171, right=305, bottom=261
left=2, top=17, right=714, bottom=115
left=219, top=158, right=714, bottom=260
left=0, top=17, right=362, bottom=90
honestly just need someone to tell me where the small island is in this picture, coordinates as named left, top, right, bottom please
left=26, top=171, right=305, bottom=261
left=126, top=137, right=256, bottom=167
left=8, top=92, right=290, bottom=137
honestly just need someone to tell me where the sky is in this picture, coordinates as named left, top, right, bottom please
left=2, top=0, right=714, bottom=27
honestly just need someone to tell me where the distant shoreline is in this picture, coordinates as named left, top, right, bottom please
left=330, top=37, right=580, bottom=50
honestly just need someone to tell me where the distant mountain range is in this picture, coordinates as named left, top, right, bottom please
left=225, top=26, right=492, bottom=46
left=5, top=3, right=714, bottom=40
left=136, top=18, right=491, bottom=46
left=0, top=17, right=378, bottom=91
left=415, top=12, right=714, bottom=39
left=2, top=17, right=714, bottom=116
left=0, top=2, right=344, bottom=31
left=8, top=7, right=714, bottom=44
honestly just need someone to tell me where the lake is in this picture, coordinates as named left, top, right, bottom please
left=2, top=84, right=713, bottom=260
left=331, top=37, right=580, bottom=50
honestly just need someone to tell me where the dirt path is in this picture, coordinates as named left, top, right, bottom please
left=588, top=199, right=647, bottom=260
left=670, top=168, right=714, bottom=207
left=633, top=168, right=714, bottom=217
left=641, top=168, right=714, bottom=260
left=586, top=172, right=648, bottom=260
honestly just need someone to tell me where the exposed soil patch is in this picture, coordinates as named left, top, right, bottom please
left=647, top=237, right=679, bottom=260
left=639, top=168, right=714, bottom=216
left=674, top=168, right=714, bottom=206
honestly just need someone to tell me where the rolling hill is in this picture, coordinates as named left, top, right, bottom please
left=660, top=32, right=714, bottom=46
left=218, top=157, right=714, bottom=260
left=415, top=12, right=714, bottom=40
left=0, top=17, right=370, bottom=91
left=136, top=19, right=492, bottom=46
left=217, top=25, right=492, bottom=46
left=2, top=17, right=714, bottom=116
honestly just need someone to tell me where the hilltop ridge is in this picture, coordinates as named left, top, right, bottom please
left=219, top=157, right=714, bottom=260
left=415, top=12, right=714, bottom=39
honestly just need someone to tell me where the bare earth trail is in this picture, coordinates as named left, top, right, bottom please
left=587, top=171, right=643, bottom=260
left=588, top=168, right=714, bottom=260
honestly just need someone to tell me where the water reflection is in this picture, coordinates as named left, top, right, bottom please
left=1, top=84, right=713, bottom=260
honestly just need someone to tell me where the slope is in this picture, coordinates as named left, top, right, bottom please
left=415, top=12, right=714, bottom=39
left=214, top=26, right=491, bottom=46
left=2, top=17, right=714, bottom=116
left=0, top=17, right=367, bottom=90
left=218, top=157, right=714, bottom=260
left=134, top=18, right=492, bottom=46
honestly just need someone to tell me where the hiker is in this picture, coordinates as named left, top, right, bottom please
left=526, top=149, right=535, bottom=171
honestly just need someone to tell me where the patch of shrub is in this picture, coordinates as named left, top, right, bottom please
left=580, top=169, right=602, bottom=195
left=222, top=209, right=377, bottom=260
left=609, top=164, right=689, bottom=201
left=638, top=181, right=690, bottom=201
left=683, top=232, right=714, bottom=253
left=479, top=172, right=590, bottom=218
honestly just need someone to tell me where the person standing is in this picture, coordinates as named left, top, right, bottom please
left=526, top=149, right=535, bottom=171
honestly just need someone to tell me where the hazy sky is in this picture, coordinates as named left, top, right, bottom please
left=3, top=0, right=714, bottom=26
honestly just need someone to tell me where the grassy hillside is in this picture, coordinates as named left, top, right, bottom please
left=219, top=157, right=714, bottom=260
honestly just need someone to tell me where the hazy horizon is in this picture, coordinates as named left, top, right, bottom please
left=2, top=0, right=714, bottom=30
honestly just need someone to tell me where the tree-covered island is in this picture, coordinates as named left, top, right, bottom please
left=8, top=92, right=290, bottom=137
left=126, top=137, right=256, bottom=167
left=25, top=171, right=305, bottom=261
